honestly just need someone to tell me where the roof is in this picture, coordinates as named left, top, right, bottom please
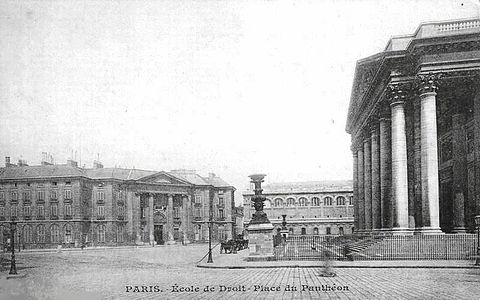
left=169, top=170, right=210, bottom=186
left=0, top=165, right=234, bottom=189
left=203, top=175, right=233, bottom=188
left=0, top=164, right=86, bottom=180
left=244, top=180, right=352, bottom=195
left=85, top=168, right=156, bottom=180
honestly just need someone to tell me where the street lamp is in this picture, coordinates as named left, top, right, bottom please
left=475, top=215, right=480, bottom=266
left=207, top=218, right=213, bottom=263
left=9, top=219, right=17, bottom=275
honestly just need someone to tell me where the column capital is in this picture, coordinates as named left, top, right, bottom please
left=387, top=82, right=412, bottom=106
left=415, top=72, right=442, bottom=95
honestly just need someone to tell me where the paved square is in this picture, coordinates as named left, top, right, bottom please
left=1, top=245, right=479, bottom=299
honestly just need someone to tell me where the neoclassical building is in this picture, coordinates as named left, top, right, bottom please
left=0, top=157, right=235, bottom=248
left=243, top=180, right=354, bottom=236
left=346, top=18, right=480, bottom=234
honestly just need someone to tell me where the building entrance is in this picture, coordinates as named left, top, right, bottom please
left=154, top=225, right=164, bottom=245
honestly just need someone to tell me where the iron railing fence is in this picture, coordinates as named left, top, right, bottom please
left=274, top=234, right=478, bottom=261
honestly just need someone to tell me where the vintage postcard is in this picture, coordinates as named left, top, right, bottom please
left=0, top=1, right=479, bottom=299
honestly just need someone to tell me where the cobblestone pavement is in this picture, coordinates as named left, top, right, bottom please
left=0, top=245, right=479, bottom=300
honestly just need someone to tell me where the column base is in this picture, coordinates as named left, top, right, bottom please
left=452, top=227, right=467, bottom=233
left=414, top=227, right=444, bottom=235
left=389, top=227, right=414, bottom=236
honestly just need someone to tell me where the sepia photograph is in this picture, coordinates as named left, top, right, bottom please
left=1, top=0, right=480, bottom=299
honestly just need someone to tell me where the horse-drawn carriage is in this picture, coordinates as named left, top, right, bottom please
left=220, top=235, right=249, bottom=254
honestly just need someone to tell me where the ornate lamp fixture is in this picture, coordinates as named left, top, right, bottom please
left=248, top=174, right=270, bottom=225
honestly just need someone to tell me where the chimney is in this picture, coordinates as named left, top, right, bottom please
left=93, top=160, right=103, bottom=169
left=17, top=159, right=28, bottom=167
left=41, top=152, right=54, bottom=166
left=5, top=157, right=16, bottom=168
left=67, top=159, right=78, bottom=167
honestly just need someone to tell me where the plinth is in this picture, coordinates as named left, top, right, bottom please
left=247, top=223, right=275, bottom=261
left=246, top=174, right=275, bottom=261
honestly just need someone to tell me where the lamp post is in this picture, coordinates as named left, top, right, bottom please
left=207, top=218, right=213, bottom=263
left=475, top=215, right=480, bottom=266
left=9, top=219, right=17, bottom=275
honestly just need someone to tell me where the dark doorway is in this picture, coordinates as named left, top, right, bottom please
left=154, top=225, right=164, bottom=245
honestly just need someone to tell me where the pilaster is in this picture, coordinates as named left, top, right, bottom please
left=451, top=100, right=467, bottom=233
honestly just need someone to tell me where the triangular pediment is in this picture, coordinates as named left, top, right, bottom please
left=137, top=171, right=191, bottom=185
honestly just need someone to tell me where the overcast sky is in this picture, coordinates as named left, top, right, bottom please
left=0, top=0, right=478, bottom=204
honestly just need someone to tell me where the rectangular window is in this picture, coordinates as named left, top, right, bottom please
left=97, top=191, right=105, bottom=202
left=97, top=205, right=105, bottom=218
left=173, top=207, right=180, bottom=218
left=218, top=209, right=225, bottom=219
left=218, top=197, right=224, bottom=206
left=0, top=192, right=4, bottom=202
left=118, top=205, right=124, bottom=217
left=11, top=205, right=17, bottom=217
left=37, top=206, right=44, bottom=218
left=37, top=225, right=45, bottom=243
left=24, top=206, right=31, bottom=217
left=64, top=190, right=72, bottom=200
left=195, top=195, right=201, bottom=204
left=24, top=191, right=31, bottom=201
left=117, top=225, right=124, bottom=243
left=51, top=204, right=58, bottom=217
left=11, top=191, right=18, bottom=202
left=50, top=190, right=57, bottom=200
left=65, top=204, right=72, bottom=217
left=37, top=191, right=45, bottom=201
left=118, top=190, right=125, bottom=201
left=0, top=207, right=4, bottom=217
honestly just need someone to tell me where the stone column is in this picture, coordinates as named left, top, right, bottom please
left=148, top=194, right=154, bottom=245
left=379, top=103, right=392, bottom=230
left=370, top=120, right=381, bottom=231
left=357, top=142, right=365, bottom=232
left=166, top=194, right=175, bottom=244
left=474, top=79, right=480, bottom=228
left=181, top=195, right=191, bottom=244
left=351, top=144, right=359, bottom=232
left=388, top=83, right=410, bottom=234
left=417, top=74, right=442, bottom=234
left=363, top=132, right=372, bottom=232
left=451, top=100, right=467, bottom=232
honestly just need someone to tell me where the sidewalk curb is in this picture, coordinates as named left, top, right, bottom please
left=196, top=263, right=480, bottom=270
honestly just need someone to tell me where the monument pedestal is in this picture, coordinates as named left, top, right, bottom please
left=246, top=223, right=275, bottom=261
